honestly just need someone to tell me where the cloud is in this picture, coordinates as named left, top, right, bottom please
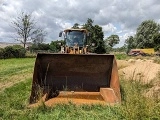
left=0, top=0, right=160, bottom=47
left=114, top=31, right=136, bottom=47
left=102, top=23, right=117, bottom=32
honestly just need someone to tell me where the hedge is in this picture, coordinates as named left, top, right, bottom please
left=0, top=45, right=26, bottom=59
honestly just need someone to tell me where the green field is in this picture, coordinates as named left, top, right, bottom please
left=0, top=58, right=159, bottom=120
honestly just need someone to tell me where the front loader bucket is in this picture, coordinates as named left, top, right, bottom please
left=29, top=53, right=121, bottom=104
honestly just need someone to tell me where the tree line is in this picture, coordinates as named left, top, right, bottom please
left=125, top=20, right=160, bottom=53
left=10, top=12, right=160, bottom=54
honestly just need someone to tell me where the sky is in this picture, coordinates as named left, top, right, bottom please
left=0, top=0, right=160, bottom=47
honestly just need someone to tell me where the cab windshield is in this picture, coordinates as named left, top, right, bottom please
left=65, top=31, right=86, bottom=47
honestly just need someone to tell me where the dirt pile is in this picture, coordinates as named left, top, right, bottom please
left=118, top=59, right=160, bottom=83
left=118, top=59, right=160, bottom=99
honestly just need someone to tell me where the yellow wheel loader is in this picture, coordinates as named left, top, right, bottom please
left=29, top=29, right=121, bottom=105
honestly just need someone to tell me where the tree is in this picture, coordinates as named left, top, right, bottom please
left=12, top=12, right=46, bottom=48
left=112, top=46, right=126, bottom=52
left=106, top=35, right=120, bottom=48
left=82, top=18, right=105, bottom=53
left=83, top=18, right=94, bottom=45
left=153, top=33, right=160, bottom=51
left=50, top=40, right=65, bottom=52
left=125, top=36, right=136, bottom=53
left=30, top=43, right=50, bottom=52
left=32, top=29, right=47, bottom=44
left=135, top=20, right=160, bottom=48
left=94, top=41, right=106, bottom=54
left=72, top=23, right=80, bottom=29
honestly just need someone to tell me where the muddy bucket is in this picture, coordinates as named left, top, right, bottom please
left=29, top=53, right=121, bottom=104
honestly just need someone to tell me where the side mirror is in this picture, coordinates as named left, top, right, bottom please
left=59, top=31, right=63, bottom=37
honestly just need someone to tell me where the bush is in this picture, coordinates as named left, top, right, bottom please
left=3, top=46, right=14, bottom=58
left=12, top=45, right=26, bottom=58
left=30, top=43, right=50, bottom=53
left=1, top=45, right=26, bottom=59
left=0, top=48, right=4, bottom=59
left=30, top=43, right=50, bottom=51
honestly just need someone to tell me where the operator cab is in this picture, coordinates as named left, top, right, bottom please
left=59, top=29, right=88, bottom=47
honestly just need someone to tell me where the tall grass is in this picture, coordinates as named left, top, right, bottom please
left=120, top=79, right=160, bottom=119
left=0, top=78, right=159, bottom=119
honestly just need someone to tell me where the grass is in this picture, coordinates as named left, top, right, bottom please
left=0, top=57, right=159, bottom=119
left=0, top=78, right=159, bottom=120
left=114, top=53, right=129, bottom=60
left=1, top=79, right=121, bottom=119
left=0, top=80, right=31, bottom=119
left=153, top=56, right=160, bottom=64
left=120, top=79, right=160, bottom=120
left=0, top=58, right=35, bottom=83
